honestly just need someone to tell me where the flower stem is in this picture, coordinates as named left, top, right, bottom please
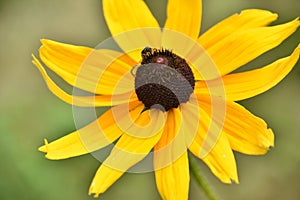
left=188, top=153, right=219, bottom=200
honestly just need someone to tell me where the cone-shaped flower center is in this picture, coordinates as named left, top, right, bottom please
left=134, top=47, right=195, bottom=111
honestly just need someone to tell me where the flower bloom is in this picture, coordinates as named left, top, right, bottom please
left=33, top=0, right=300, bottom=199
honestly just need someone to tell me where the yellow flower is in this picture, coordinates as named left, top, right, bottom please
left=33, top=0, right=300, bottom=199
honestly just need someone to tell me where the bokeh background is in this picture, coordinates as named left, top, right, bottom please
left=0, top=0, right=299, bottom=199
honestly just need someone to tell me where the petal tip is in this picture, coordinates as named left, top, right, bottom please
left=88, top=183, right=101, bottom=198
left=239, top=9, right=278, bottom=21
left=31, top=55, right=43, bottom=70
left=38, top=139, right=49, bottom=153
left=31, top=54, right=38, bottom=62
left=38, top=146, right=46, bottom=152
left=290, top=17, right=300, bottom=27
left=230, top=178, right=239, bottom=184
left=40, top=39, right=49, bottom=45
left=266, top=128, right=275, bottom=147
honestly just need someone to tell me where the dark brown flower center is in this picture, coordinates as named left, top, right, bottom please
left=134, top=47, right=195, bottom=111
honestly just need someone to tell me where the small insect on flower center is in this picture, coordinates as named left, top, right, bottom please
left=134, top=47, right=195, bottom=111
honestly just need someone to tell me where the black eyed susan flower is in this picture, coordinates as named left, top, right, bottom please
left=33, top=0, right=300, bottom=199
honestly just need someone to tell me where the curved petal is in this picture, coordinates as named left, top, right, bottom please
left=38, top=101, right=144, bottom=160
left=39, top=39, right=136, bottom=95
left=183, top=95, right=226, bottom=158
left=221, top=101, right=274, bottom=155
left=152, top=108, right=189, bottom=200
left=201, top=133, right=239, bottom=184
left=198, top=95, right=274, bottom=154
left=89, top=110, right=164, bottom=197
left=222, top=44, right=300, bottom=101
left=153, top=108, right=187, bottom=170
left=122, top=108, right=166, bottom=139
left=154, top=151, right=189, bottom=200
left=203, top=18, right=300, bottom=76
left=188, top=102, right=238, bottom=183
left=103, top=0, right=161, bottom=54
left=89, top=165, right=123, bottom=198
left=164, top=0, right=202, bottom=40
left=32, top=55, right=138, bottom=107
left=189, top=132, right=238, bottom=183
left=198, top=9, right=278, bottom=49
left=103, top=0, right=159, bottom=34
left=194, top=44, right=300, bottom=100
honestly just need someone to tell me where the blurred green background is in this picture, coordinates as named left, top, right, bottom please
left=0, top=0, right=299, bottom=199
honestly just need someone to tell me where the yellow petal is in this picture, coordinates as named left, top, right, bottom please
left=201, top=133, right=239, bottom=184
left=154, top=151, right=189, bottom=200
left=189, top=136, right=238, bottom=184
left=198, top=9, right=278, bottom=49
left=103, top=0, right=159, bottom=35
left=89, top=110, right=164, bottom=197
left=204, top=18, right=300, bottom=76
left=194, top=44, right=300, bottom=100
left=164, top=0, right=202, bottom=40
left=32, top=55, right=138, bottom=107
left=189, top=131, right=238, bottom=183
left=103, top=109, right=165, bottom=171
left=198, top=96, right=274, bottom=155
left=39, top=39, right=135, bottom=95
left=89, top=165, right=123, bottom=198
left=154, top=108, right=186, bottom=171
left=103, top=0, right=161, bottom=55
left=122, top=108, right=166, bottom=138
left=221, top=101, right=274, bottom=155
left=38, top=101, right=144, bottom=159
left=188, top=101, right=238, bottom=183
left=154, top=110, right=178, bottom=152
left=153, top=108, right=190, bottom=200
left=184, top=96, right=226, bottom=158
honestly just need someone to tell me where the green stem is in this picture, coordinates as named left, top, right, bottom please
left=188, top=153, right=219, bottom=200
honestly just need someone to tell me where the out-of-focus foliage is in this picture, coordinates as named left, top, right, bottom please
left=0, top=0, right=299, bottom=199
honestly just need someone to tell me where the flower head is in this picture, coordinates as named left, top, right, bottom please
left=33, top=0, right=300, bottom=199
